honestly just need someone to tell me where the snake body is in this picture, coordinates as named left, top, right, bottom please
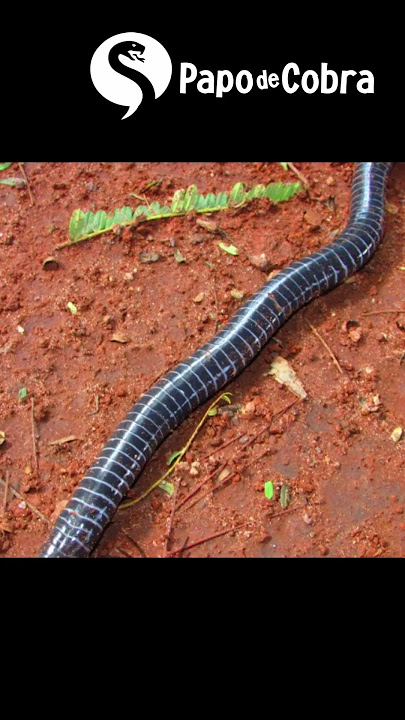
left=38, top=162, right=393, bottom=557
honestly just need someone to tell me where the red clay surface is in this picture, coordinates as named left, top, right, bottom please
left=0, top=161, right=404, bottom=558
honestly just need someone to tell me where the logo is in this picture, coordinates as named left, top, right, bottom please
left=90, top=32, right=172, bottom=119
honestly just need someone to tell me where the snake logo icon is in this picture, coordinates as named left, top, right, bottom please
left=90, top=32, right=172, bottom=119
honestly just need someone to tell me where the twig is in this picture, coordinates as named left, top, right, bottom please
left=183, top=469, right=236, bottom=512
left=305, top=318, right=343, bottom=374
left=166, top=524, right=244, bottom=557
left=212, top=273, right=221, bottom=331
left=119, top=527, right=147, bottom=558
left=18, top=162, right=34, bottom=205
left=175, top=461, right=228, bottom=511
left=31, top=397, right=39, bottom=474
left=117, top=546, right=134, bottom=558
left=87, top=394, right=100, bottom=416
left=363, top=309, right=405, bottom=316
left=0, top=476, right=51, bottom=524
left=244, top=398, right=300, bottom=449
left=198, top=432, right=247, bottom=463
left=287, top=162, right=310, bottom=190
left=1, top=472, right=10, bottom=515
left=165, top=476, right=181, bottom=555
left=268, top=504, right=301, bottom=521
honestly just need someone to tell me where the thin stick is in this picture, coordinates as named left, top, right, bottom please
left=184, top=470, right=236, bottom=512
left=175, top=461, right=228, bottom=511
left=119, top=528, right=147, bottom=558
left=31, top=397, right=39, bottom=474
left=166, top=524, right=244, bottom=557
left=2, top=472, right=10, bottom=515
left=87, top=394, right=100, bottom=416
left=287, top=162, right=310, bottom=190
left=305, top=319, right=343, bottom=374
left=18, top=162, right=34, bottom=205
left=198, top=432, right=247, bottom=463
left=244, top=398, right=300, bottom=449
left=165, top=476, right=181, bottom=555
left=363, top=309, right=405, bottom=316
left=117, top=546, right=134, bottom=558
left=0, top=477, right=51, bottom=524
left=212, top=272, right=221, bottom=331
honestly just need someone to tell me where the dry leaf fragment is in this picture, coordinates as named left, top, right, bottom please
left=111, top=333, right=131, bottom=344
left=268, top=356, right=307, bottom=399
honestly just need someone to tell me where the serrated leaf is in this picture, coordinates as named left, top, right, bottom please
left=0, top=162, right=12, bottom=171
left=218, top=242, right=239, bottom=256
left=167, top=450, right=183, bottom=466
left=264, top=481, right=274, bottom=500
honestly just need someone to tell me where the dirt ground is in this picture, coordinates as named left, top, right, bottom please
left=0, top=161, right=404, bottom=558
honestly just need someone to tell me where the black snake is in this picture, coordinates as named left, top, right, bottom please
left=38, top=162, right=393, bottom=557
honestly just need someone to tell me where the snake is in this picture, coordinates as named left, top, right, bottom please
left=38, top=162, right=393, bottom=557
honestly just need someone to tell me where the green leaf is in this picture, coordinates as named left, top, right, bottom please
left=67, top=301, right=78, bottom=314
left=207, top=407, right=218, bottom=416
left=183, top=184, right=198, bottom=212
left=171, top=189, right=186, bottom=213
left=280, top=484, right=290, bottom=509
left=159, top=480, right=175, bottom=496
left=230, top=182, right=246, bottom=206
left=18, top=387, right=28, bottom=402
left=0, top=162, right=12, bottom=171
left=279, top=163, right=289, bottom=171
left=266, top=181, right=300, bottom=203
left=111, top=206, right=133, bottom=225
left=218, top=242, right=239, bottom=256
left=167, top=450, right=183, bottom=466
left=264, top=481, right=274, bottom=500
left=69, top=209, right=85, bottom=240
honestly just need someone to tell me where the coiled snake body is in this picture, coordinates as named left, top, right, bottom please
left=38, top=162, right=393, bottom=557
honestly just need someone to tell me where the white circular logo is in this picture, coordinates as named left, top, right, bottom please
left=90, top=32, right=172, bottom=119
